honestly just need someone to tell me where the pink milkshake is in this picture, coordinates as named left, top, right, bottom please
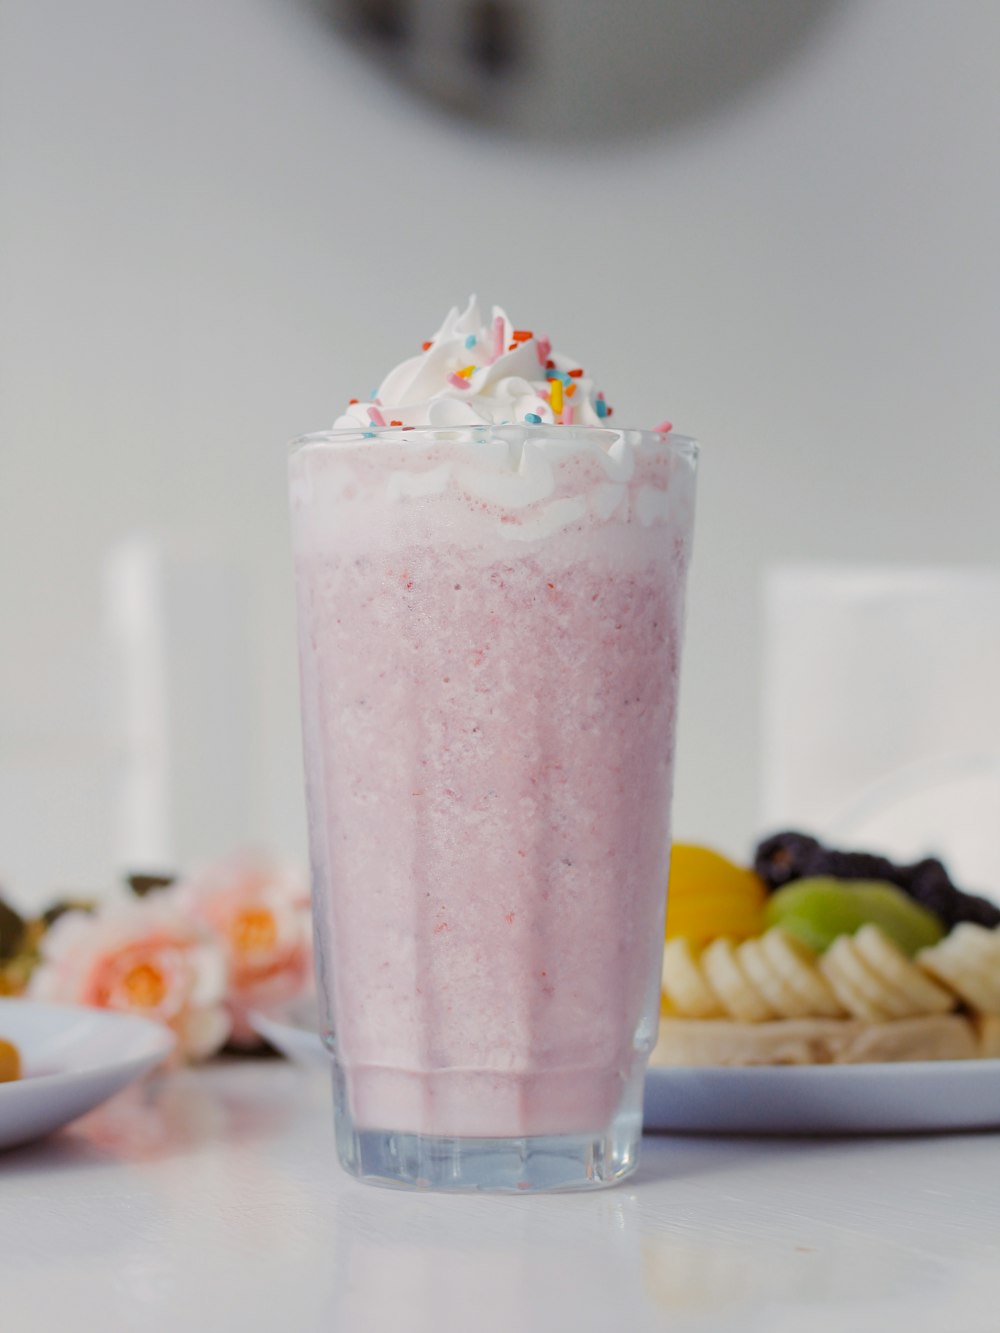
left=290, top=300, right=697, bottom=1189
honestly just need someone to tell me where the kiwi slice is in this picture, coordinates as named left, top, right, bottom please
left=764, top=877, right=945, bottom=956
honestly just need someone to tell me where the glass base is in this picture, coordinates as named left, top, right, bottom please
left=331, top=1069, right=643, bottom=1193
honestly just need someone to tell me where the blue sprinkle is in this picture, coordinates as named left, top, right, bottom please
left=525, top=412, right=542, bottom=425
left=545, top=369, right=572, bottom=385
left=464, top=334, right=477, bottom=349
left=595, top=398, right=608, bottom=419
left=362, top=431, right=375, bottom=439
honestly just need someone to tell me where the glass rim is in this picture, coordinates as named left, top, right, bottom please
left=290, top=424, right=699, bottom=460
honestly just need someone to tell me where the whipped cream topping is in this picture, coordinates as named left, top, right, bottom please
left=334, top=297, right=614, bottom=431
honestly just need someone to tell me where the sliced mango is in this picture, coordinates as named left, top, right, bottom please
left=0, top=1038, right=20, bottom=1083
left=666, top=844, right=766, bottom=946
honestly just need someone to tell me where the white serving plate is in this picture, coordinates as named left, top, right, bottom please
left=641, top=1059, right=1000, bottom=1134
left=251, top=1007, right=1000, bottom=1136
left=0, top=998, right=175, bottom=1151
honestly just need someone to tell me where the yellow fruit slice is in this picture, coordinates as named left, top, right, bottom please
left=666, top=844, right=766, bottom=945
left=0, top=1038, right=20, bottom=1083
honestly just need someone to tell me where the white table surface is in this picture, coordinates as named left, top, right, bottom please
left=2, top=1060, right=999, bottom=1333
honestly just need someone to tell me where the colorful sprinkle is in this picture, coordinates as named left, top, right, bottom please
left=354, top=313, right=617, bottom=437
left=653, top=420, right=673, bottom=434
left=348, top=398, right=359, bottom=405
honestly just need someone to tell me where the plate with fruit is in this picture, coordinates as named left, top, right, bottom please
left=644, top=836, right=1000, bottom=1134
left=0, top=999, right=175, bottom=1151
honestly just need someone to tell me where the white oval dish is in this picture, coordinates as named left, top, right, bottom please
left=249, top=1002, right=327, bottom=1069
left=0, top=998, right=175, bottom=1151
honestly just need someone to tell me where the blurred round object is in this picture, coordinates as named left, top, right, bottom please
left=309, top=0, right=842, bottom=142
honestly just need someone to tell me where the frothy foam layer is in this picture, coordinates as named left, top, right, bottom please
left=291, top=428, right=697, bottom=546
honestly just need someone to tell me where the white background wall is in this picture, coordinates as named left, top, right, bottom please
left=2, top=0, right=999, bottom=903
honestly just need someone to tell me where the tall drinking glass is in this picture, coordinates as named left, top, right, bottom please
left=289, top=424, right=697, bottom=1190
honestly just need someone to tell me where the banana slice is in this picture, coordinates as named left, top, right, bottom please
left=853, top=925, right=956, bottom=1015
left=661, top=938, right=725, bottom=1018
left=661, top=919, right=980, bottom=1029
left=760, top=928, right=847, bottom=1018
left=918, top=950, right=998, bottom=1013
left=701, top=938, right=777, bottom=1022
left=946, top=926, right=1000, bottom=1011
left=820, top=936, right=904, bottom=1020
left=739, top=937, right=816, bottom=1018
left=919, top=925, right=1000, bottom=1014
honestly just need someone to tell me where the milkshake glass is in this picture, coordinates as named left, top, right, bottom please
left=290, top=420, right=697, bottom=1191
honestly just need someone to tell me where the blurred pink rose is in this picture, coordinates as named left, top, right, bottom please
left=29, top=896, right=230, bottom=1062
left=174, top=855, right=312, bottom=1047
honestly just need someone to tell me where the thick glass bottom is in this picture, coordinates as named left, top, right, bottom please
left=331, top=1063, right=644, bottom=1193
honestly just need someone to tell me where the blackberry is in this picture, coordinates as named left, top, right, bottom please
left=907, top=857, right=1000, bottom=931
left=753, top=831, right=822, bottom=890
left=815, top=848, right=901, bottom=886
left=753, top=830, right=1000, bottom=930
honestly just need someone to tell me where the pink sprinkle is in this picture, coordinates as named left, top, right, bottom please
left=654, top=420, right=673, bottom=433
left=490, top=314, right=504, bottom=364
left=448, top=372, right=470, bottom=390
left=563, top=405, right=575, bottom=425
left=368, top=405, right=387, bottom=426
left=535, top=335, right=551, bottom=366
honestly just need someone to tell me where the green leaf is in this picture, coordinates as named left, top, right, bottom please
left=127, top=873, right=177, bottom=898
left=41, top=899, right=96, bottom=928
left=0, top=897, right=26, bottom=962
